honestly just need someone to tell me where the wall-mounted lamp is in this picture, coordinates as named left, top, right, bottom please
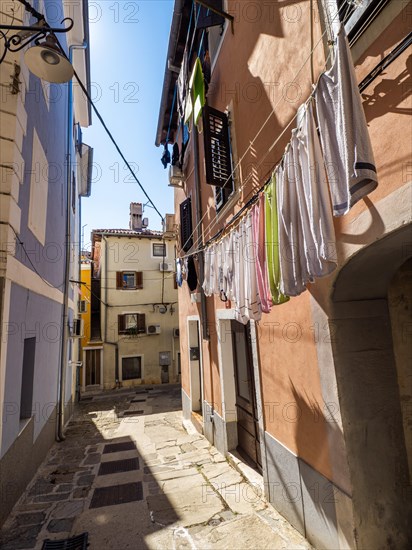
left=0, top=17, right=74, bottom=83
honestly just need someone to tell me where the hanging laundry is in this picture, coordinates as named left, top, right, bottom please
left=295, top=102, right=337, bottom=279
left=161, top=144, right=171, bottom=169
left=175, top=258, right=183, bottom=287
left=315, top=24, right=378, bottom=216
left=184, top=57, right=206, bottom=126
left=187, top=255, right=198, bottom=291
left=233, top=213, right=262, bottom=324
left=202, top=50, right=211, bottom=94
left=202, top=244, right=217, bottom=297
left=264, top=175, right=289, bottom=306
left=251, top=196, right=273, bottom=312
left=177, top=47, right=188, bottom=120
left=171, top=142, right=180, bottom=166
left=277, top=145, right=310, bottom=297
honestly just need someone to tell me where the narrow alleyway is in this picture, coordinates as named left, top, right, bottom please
left=1, top=386, right=312, bottom=550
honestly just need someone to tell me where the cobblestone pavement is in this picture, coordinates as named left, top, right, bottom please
left=0, top=385, right=313, bottom=550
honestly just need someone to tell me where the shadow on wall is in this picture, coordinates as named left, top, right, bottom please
left=264, top=378, right=346, bottom=548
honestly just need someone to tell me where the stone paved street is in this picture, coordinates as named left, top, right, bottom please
left=0, top=385, right=313, bottom=550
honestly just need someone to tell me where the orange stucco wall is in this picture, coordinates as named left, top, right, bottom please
left=175, top=0, right=411, bottom=486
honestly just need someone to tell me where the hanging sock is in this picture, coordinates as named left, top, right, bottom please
left=161, top=144, right=171, bottom=169
left=171, top=142, right=180, bottom=166
left=176, top=258, right=183, bottom=287
left=187, top=255, right=198, bottom=291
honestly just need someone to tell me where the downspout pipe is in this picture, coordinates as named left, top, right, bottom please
left=193, top=125, right=214, bottom=444
left=57, top=42, right=88, bottom=442
left=103, top=235, right=119, bottom=388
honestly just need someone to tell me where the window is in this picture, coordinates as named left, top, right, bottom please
left=116, top=271, right=143, bottom=290
left=118, top=313, right=146, bottom=335
left=203, top=105, right=234, bottom=212
left=180, top=197, right=193, bottom=252
left=152, top=243, right=166, bottom=257
left=336, top=0, right=390, bottom=41
left=20, top=338, right=36, bottom=420
left=122, top=356, right=142, bottom=380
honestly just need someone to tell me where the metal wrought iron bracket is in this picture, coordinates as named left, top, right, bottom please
left=0, top=18, right=73, bottom=65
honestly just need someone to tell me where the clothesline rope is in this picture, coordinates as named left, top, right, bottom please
left=176, top=3, right=347, bottom=259
left=181, top=0, right=384, bottom=257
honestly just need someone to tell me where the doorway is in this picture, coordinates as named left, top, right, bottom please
left=231, top=320, right=262, bottom=471
left=83, top=348, right=102, bottom=388
left=188, top=319, right=203, bottom=416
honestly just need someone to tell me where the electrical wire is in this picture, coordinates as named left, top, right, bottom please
left=69, top=65, right=165, bottom=223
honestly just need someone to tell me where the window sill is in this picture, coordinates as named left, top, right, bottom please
left=215, top=187, right=240, bottom=221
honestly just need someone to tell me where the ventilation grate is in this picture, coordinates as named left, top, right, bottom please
left=98, top=458, right=139, bottom=476
left=42, top=532, right=88, bottom=549
left=89, top=482, right=143, bottom=509
left=103, top=441, right=136, bottom=454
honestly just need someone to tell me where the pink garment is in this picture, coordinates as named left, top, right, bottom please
left=252, top=196, right=272, bottom=314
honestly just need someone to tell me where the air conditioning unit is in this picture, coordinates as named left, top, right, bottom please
left=78, top=300, right=87, bottom=313
left=71, top=318, right=84, bottom=338
left=147, top=324, right=161, bottom=335
left=159, top=261, right=174, bottom=272
left=173, top=327, right=180, bottom=338
left=168, top=165, right=184, bottom=187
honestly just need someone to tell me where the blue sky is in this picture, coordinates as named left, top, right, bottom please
left=82, top=1, right=174, bottom=243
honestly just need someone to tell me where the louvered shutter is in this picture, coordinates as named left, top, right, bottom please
left=180, top=197, right=193, bottom=252
left=116, top=271, right=123, bottom=289
left=196, top=0, right=225, bottom=29
left=118, top=314, right=125, bottom=334
left=137, top=314, right=146, bottom=334
left=136, top=272, right=143, bottom=289
left=203, top=106, right=233, bottom=188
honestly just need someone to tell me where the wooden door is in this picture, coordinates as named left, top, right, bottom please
left=231, top=321, right=262, bottom=470
left=85, top=349, right=101, bottom=386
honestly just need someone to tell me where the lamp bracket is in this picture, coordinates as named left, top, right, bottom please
left=0, top=18, right=73, bottom=65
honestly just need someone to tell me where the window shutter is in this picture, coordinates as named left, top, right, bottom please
left=196, top=0, right=225, bottom=29
left=203, top=105, right=233, bottom=188
left=137, top=314, right=146, bottom=334
left=116, top=271, right=123, bottom=289
left=180, top=197, right=193, bottom=252
left=118, top=314, right=125, bottom=333
left=136, top=272, right=143, bottom=289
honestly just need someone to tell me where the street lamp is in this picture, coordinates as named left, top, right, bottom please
left=0, top=17, right=74, bottom=83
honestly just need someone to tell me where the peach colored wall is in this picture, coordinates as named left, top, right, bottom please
left=174, top=0, right=411, bottom=483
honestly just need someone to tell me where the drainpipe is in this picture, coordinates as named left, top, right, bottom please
left=103, top=235, right=119, bottom=388
left=193, top=125, right=214, bottom=443
left=57, top=42, right=88, bottom=442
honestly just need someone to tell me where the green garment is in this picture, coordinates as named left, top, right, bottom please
left=265, top=173, right=289, bottom=305
left=184, top=57, right=206, bottom=126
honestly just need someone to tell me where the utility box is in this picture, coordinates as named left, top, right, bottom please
left=159, top=351, right=171, bottom=366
